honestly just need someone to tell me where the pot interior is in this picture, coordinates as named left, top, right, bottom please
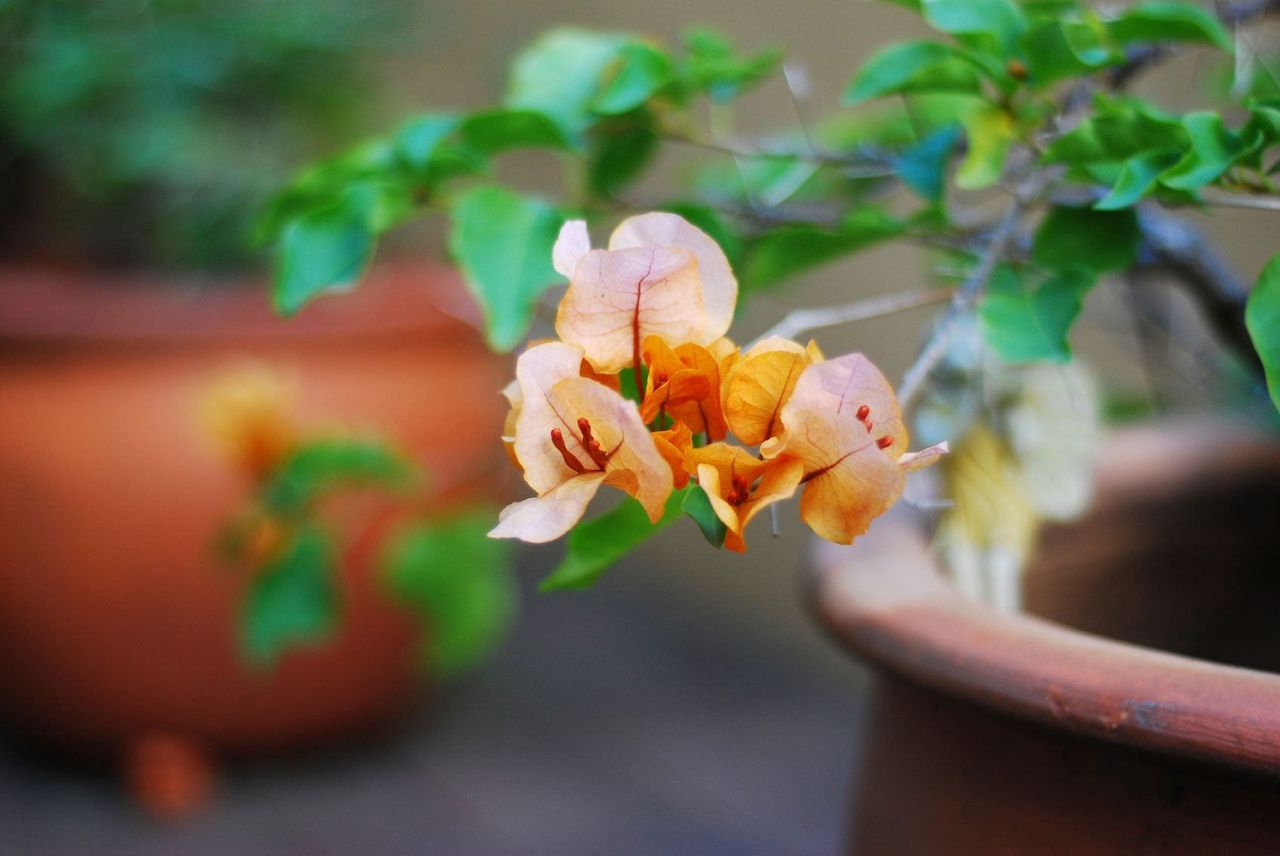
left=1023, top=423, right=1280, bottom=674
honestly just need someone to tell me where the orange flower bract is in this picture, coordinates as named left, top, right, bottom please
left=491, top=211, right=946, bottom=551
left=490, top=342, right=673, bottom=543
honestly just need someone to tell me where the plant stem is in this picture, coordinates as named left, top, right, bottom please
left=1198, top=188, right=1280, bottom=212
left=756, top=287, right=955, bottom=344
left=897, top=186, right=1037, bottom=410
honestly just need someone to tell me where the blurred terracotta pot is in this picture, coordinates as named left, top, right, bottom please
left=0, top=265, right=507, bottom=762
left=811, top=422, right=1280, bottom=855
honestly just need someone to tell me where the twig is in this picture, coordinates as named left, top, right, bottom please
left=756, top=287, right=955, bottom=344
left=897, top=183, right=1038, bottom=410
left=1198, top=188, right=1280, bottom=212
left=1135, top=205, right=1261, bottom=371
left=661, top=129, right=880, bottom=171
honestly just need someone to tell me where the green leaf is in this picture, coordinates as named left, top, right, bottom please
left=382, top=510, right=517, bottom=677
left=681, top=28, right=782, bottom=102
left=1032, top=206, right=1140, bottom=274
left=587, top=120, right=659, bottom=197
left=1095, top=149, right=1182, bottom=209
left=681, top=483, right=727, bottom=548
left=539, top=489, right=687, bottom=591
left=395, top=113, right=464, bottom=174
left=1159, top=112, right=1258, bottom=191
left=1246, top=252, right=1280, bottom=412
left=505, top=29, right=626, bottom=138
left=957, top=104, right=1014, bottom=189
left=273, top=200, right=374, bottom=316
left=593, top=42, right=677, bottom=115
left=845, top=41, right=984, bottom=104
left=457, top=108, right=573, bottom=156
left=261, top=138, right=406, bottom=242
left=1109, top=2, right=1233, bottom=53
left=891, top=125, right=960, bottom=202
left=979, top=265, right=1096, bottom=363
left=1246, top=99, right=1280, bottom=142
left=262, top=439, right=419, bottom=517
left=240, top=524, right=338, bottom=667
left=922, top=0, right=1027, bottom=56
left=1020, top=19, right=1122, bottom=85
left=448, top=185, right=564, bottom=352
left=741, top=208, right=905, bottom=291
left=1043, top=94, right=1186, bottom=167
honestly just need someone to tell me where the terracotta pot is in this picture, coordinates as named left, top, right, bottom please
left=810, top=422, right=1280, bottom=855
left=0, top=265, right=507, bottom=763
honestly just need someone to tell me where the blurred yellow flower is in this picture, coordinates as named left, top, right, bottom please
left=201, top=365, right=297, bottom=481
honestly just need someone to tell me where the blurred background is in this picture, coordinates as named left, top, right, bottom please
left=0, top=1, right=1274, bottom=854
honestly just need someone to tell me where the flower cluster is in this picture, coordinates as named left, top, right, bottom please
left=489, top=212, right=947, bottom=552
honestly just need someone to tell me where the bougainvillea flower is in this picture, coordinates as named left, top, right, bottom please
left=202, top=366, right=297, bottom=481
left=721, top=336, right=823, bottom=446
left=761, top=354, right=947, bottom=545
left=499, top=348, right=623, bottom=470
left=490, top=342, right=673, bottom=543
left=640, top=335, right=729, bottom=439
left=688, top=443, right=805, bottom=553
left=652, top=420, right=695, bottom=489
left=553, top=213, right=738, bottom=374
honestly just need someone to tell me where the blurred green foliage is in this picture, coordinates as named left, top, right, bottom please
left=1, top=0, right=391, bottom=270
left=264, top=4, right=1279, bottom=401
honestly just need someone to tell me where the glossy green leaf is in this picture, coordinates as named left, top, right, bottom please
left=1019, top=19, right=1121, bottom=85
left=1246, top=100, right=1280, bottom=142
left=980, top=265, right=1096, bottom=363
left=505, top=29, right=626, bottom=137
left=1095, top=149, right=1182, bottom=209
left=240, top=524, right=338, bottom=667
left=260, top=135, right=407, bottom=245
left=681, top=483, right=727, bottom=548
left=262, top=439, right=418, bottom=517
left=845, top=41, right=984, bottom=104
left=957, top=104, right=1014, bottom=189
left=594, top=42, right=676, bottom=115
left=922, top=0, right=1027, bottom=56
left=1032, top=206, right=1140, bottom=273
left=273, top=201, right=374, bottom=316
left=741, top=209, right=904, bottom=291
left=382, top=510, right=517, bottom=676
left=540, top=489, right=687, bottom=591
left=395, top=114, right=464, bottom=173
left=457, top=108, right=573, bottom=156
left=1246, top=252, right=1280, bottom=412
left=1109, top=2, right=1233, bottom=52
left=1159, top=112, right=1258, bottom=191
left=1043, top=94, right=1186, bottom=167
left=448, top=185, right=564, bottom=352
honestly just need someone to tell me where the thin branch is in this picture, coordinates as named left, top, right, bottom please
left=757, top=287, right=955, bottom=344
left=660, top=129, right=882, bottom=171
left=1198, top=187, right=1280, bottom=212
left=1135, top=205, right=1261, bottom=371
left=897, top=183, right=1039, bottom=410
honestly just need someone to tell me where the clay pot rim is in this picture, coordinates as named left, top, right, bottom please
left=0, top=261, right=485, bottom=346
left=808, top=422, right=1280, bottom=778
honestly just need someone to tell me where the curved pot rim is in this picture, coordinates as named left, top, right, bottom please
left=808, top=421, right=1280, bottom=777
left=0, top=261, right=484, bottom=346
